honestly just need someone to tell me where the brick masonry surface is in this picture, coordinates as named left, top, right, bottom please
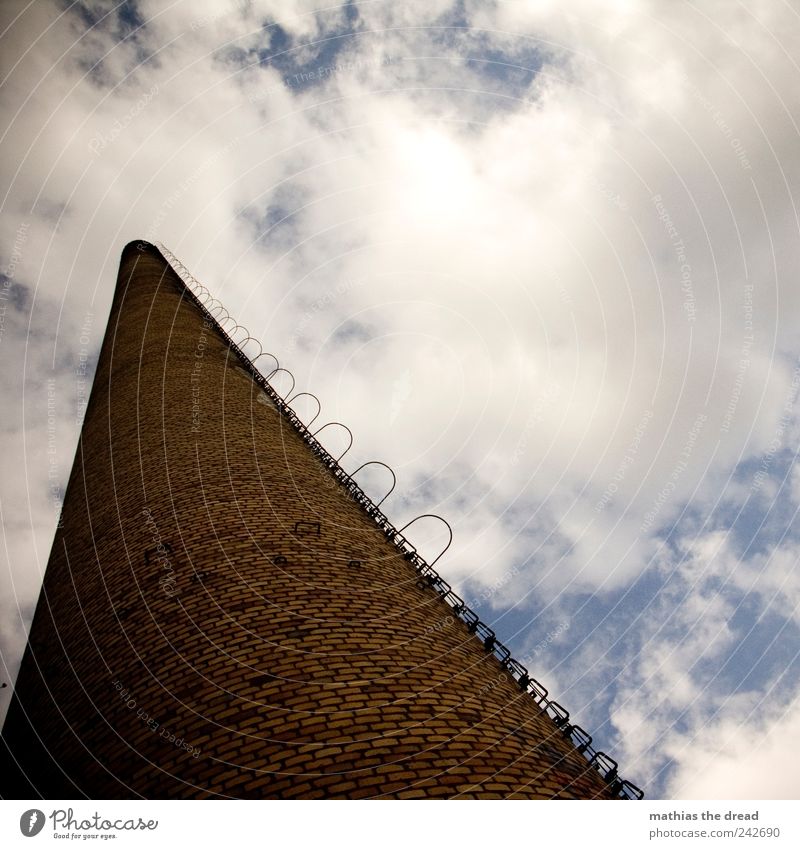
left=0, top=242, right=616, bottom=799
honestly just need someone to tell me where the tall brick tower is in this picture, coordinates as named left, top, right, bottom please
left=0, top=242, right=641, bottom=799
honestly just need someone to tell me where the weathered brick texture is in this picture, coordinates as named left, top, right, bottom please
left=0, top=242, right=616, bottom=799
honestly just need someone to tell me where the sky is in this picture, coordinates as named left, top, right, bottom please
left=1, top=0, right=799, bottom=800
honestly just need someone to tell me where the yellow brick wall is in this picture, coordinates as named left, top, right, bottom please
left=0, top=242, right=618, bottom=799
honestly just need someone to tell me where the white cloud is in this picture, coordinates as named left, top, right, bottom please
left=669, top=694, right=800, bottom=800
left=2, top=0, right=800, bottom=796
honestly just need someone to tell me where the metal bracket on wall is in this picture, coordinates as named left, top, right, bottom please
left=546, top=700, right=570, bottom=728
left=286, top=392, right=322, bottom=428
left=266, top=367, right=296, bottom=398
left=349, top=461, right=397, bottom=507
left=294, top=521, right=321, bottom=537
left=590, top=751, right=619, bottom=783
left=254, top=351, right=279, bottom=375
left=311, top=422, right=353, bottom=462
left=234, top=335, right=263, bottom=360
left=209, top=302, right=229, bottom=322
left=397, top=514, right=453, bottom=567
left=567, top=725, right=593, bottom=754
left=619, top=779, right=645, bottom=800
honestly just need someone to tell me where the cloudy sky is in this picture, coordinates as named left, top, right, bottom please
left=2, top=0, right=800, bottom=800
